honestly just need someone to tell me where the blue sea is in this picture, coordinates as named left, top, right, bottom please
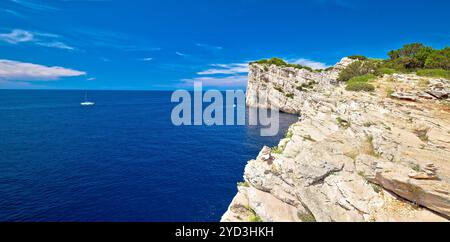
left=0, top=90, right=297, bottom=222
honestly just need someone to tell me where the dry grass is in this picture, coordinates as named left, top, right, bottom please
left=361, top=135, right=379, bottom=157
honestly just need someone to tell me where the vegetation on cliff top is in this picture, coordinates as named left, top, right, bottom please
left=339, top=43, right=450, bottom=91
left=337, top=61, right=379, bottom=82
left=251, top=57, right=315, bottom=72
left=348, top=55, right=369, bottom=61
left=416, top=69, right=450, bottom=79
left=388, top=43, right=450, bottom=71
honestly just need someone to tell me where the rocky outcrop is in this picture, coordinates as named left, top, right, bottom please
left=223, top=59, right=450, bottom=222
left=246, top=58, right=356, bottom=115
left=390, top=75, right=450, bottom=101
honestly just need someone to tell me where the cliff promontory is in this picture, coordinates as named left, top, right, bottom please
left=222, top=55, right=450, bottom=222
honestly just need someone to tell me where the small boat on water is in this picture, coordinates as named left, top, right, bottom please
left=81, top=92, right=95, bottom=106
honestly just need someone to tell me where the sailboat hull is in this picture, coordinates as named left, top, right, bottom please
left=81, top=102, right=95, bottom=106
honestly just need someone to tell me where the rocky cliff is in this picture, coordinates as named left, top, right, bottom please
left=222, top=58, right=450, bottom=222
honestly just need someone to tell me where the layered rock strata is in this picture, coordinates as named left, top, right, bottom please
left=222, top=58, right=450, bottom=222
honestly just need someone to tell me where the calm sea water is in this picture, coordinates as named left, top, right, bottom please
left=0, top=90, right=297, bottom=222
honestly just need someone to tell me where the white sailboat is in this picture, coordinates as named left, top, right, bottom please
left=81, top=91, right=95, bottom=106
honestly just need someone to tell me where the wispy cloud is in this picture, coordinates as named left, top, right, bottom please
left=10, top=0, right=58, bottom=11
left=197, top=63, right=248, bottom=75
left=0, top=29, right=33, bottom=44
left=195, top=43, right=223, bottom=51
left=2, top=8, right=26, bottom=18
left=0, top=59, right=86, bottom=81
left=0, top=29, right=76, bottom=50
left=181, top=61, right=249, bottom=88
left=181, top=75, right=247, bottom=87
left=99, top=57, right=111, bottom=62
left=75, top=31, right=160, bottom=52
left=176, top=51, right=188, bottom=57
left=183, top=57, right=327, bottom=88
left=139, top=57, right=153, bottom=62
left=119, top=46, right=160, bottom=52
left=289, top=58, right=330, bottom=69
left=36, top=41, right=75, bottom=50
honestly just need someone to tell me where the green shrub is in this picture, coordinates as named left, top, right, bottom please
left=337, top=61, right=378, bottom=82
left=385, top=87, right=394, bottom=97
left=348, top=55, right=368, bottom=61
left=247, top=208, right=263, bottom=222
left=344, top=73, right=377, bottom=92
left=347, top=74, right=376, bottom=84
left=412, top=164, right=422, bottom=172
left=296, top=86, right=304, bottom=92
left=302, top=135, right=316, bottom=142
left=425, top=47, right=450, bottom=70
left=297, top=212, right=316, bottom=222
left=274, top=86, right=284, bottom=93
left=296, top=81, right=317, bottom=92
left=336, top=117, right=350, bottom=129
left=285, top=93, right=294, bottom=99
left=271, top=145, right=284, bottom=154
left=371, top=184, right=382, bottom=193
left=378, top=60, right=408, bottom=73
left=366, top=135, right=379, bottom=157
left=249, top=213, right=262, bottom=222
left=378, top=67, right=396, bottom=75
left=285, top=130, right=293, bottom=139
left=388, top=43, right=450, bottom=71
left=251, top=57, right=314, bottom=71
left=416, top=69, right=450, bottom=79
left=346, top=82, right=375, bottom=92
left=304, top=81, right=315, bottom=87
left=237, top=181, right=250, bottom=187
left=388, top=43, right=432, bottom=68
left=363, top=122, right=376, bottom=127
left=253, top=57, right=287, bottom=66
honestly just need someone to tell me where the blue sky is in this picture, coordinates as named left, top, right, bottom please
left=0, top=0, right=449, bottom=90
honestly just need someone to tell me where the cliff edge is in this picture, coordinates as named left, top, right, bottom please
left=222, top=58, right=450, bottom=222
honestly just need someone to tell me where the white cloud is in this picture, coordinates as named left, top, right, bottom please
left=2, top=9, right=26, bottom=18
left=36, top=41, right=75, bottom=50
left=10, top=0, right=58, bottom=11
left=87, top=77, right=96, bottom=81
left=181, top=61, right=249, bottom=88
left=0, top=59, right=86, bottom=82
left=0, top=29, right=75, bottom=51
left=176, top=52, right=187, bottom=57
left=196, top=43, right=223, bottom=50
left=139, top=57, right=153, bottom=61
left=181, top=75, right=247, bottom=87
left=197, top=63, right=248, bottom=75
left=0, top=29, right=34, bottom=44
left=290, top=58, right=330, bottom=70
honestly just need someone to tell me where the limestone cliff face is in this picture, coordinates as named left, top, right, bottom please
left=223, top=58, right=450, bottom=222
left=246, top=58, right=355, bottom=115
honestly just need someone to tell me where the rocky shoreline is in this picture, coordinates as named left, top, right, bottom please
left=222, top=58, right=450, bottom=222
